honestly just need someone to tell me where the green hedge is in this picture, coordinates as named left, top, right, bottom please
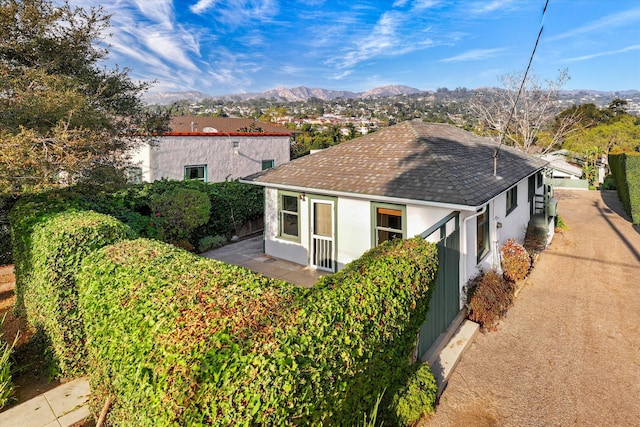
left=78, top=237, right=438, bottom=426
left=609, top=152, right=640, bottom=224
left=15, top=210, right=134, bottom=376
left=10, top=194, right=84, bottom=315
left=0, top=195, right=18, bottom=266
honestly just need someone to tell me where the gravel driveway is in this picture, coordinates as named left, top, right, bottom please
left=426, top=189, right=640, bottom=426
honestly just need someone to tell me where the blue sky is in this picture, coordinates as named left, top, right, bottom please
left=69, top=0, right=639, bottom=95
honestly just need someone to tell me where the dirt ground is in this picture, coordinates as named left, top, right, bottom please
left=426, top=189, right=640, bottom=426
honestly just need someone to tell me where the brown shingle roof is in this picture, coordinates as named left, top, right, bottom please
left=168, top=116, right=291, bottom=135
left=244, top=120, right=548, bottom=207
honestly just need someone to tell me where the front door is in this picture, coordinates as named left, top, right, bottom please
left=311, top=199, right=335, bottom=272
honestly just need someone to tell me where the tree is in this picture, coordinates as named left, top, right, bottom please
left=468, top=69, right=579, bottom=153
left=0, top=0, right=169, bottom=195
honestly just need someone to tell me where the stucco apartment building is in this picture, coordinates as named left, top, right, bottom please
left=129, top=116, right=292, bottom=183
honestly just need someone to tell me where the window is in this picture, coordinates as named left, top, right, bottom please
left=262, top=159, right=275, bottom=170
left=184, top=165, right=207, bottom=181
left=477, top=205, right=490, bottom=263
left=372, top=203, right=406, bottom=246
left=536, top=171, right=543, bottom=188
left=126, top=167, right=142, bottom=184
left=506, top=186, right=518, bottom=215
left=279, top=193, right=300, bottom=240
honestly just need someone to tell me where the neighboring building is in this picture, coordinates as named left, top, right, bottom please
left=129, top=116, right=292, bottom=183
left=243, top=120, right=549, bottom=358
left=541, top=149, right=598, bottom=189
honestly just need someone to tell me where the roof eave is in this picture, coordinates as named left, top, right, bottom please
left=240, top=179, right=480, bottom=212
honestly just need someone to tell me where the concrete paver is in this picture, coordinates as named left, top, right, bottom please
left=0, top=378, right=90, bottom=427
left=202, top=235, right=326, bottom=287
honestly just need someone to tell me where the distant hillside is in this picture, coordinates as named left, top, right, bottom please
left=143, top=85, right=423, bottom=104
left=143, top=86, right=639, bottom=106
left=142, top=90, right=212, bottom=105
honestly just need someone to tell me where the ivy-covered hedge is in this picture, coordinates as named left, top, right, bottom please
left=12, top=209, right=134, bottom=376
left=10, top=194, right=85, bottom=315
left=78, top=237, right=438, bottom=426
left=103, top=179, right=263, bottom=241
left=609, top=152, right=640, bottom=224
left=6, top=179, right=262, bottom=262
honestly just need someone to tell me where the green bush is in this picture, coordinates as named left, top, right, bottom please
left=149, top=187, right=211, bottom=244
left=465, top=270, right=515, bottom=331
left=500, top=239, right=531, bottom=282
left=198, top=235, right=226, bottom=252
left=16, top=210, right=134, bottom=376
left=78, top=237, right=438, bottom=426
left=601, top=174, right=616, bottom=190
left=389, top=362, right=438, bottom=426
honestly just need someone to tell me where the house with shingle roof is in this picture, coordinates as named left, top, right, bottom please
left=129, top=116, right=292, bottom=183
left=243, top=120, right=550, bottom=357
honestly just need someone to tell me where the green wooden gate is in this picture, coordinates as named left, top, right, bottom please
left=417, top=213, right=460, bottom=359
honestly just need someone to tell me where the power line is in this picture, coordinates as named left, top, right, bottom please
left=494, top=0, right=550, bottom=174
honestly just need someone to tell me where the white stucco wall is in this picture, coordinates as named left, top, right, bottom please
left=262, top=190, right=457, bottom=272
left=138, top=135, right=290, bottom=183
left=263, top=188, right=309, bottom=266
left=462, top=176, right=538, bottom=284
left=129, top=143, right=152, bottom=182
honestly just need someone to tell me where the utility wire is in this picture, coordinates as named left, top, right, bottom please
left=494, top=0, right=549, bottom=171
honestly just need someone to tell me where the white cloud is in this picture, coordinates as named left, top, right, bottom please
left=325, top=9, right=434, bottom=70
left=564, top=44, right=640, bottom=62
left=469, top=0, right=515, bottom=14
left=132, top=0, right=175, bottom=28
left=440, top=48, right=507, bottom=62
left=548, top=7, right=640, bottom=41
left=190, top=0, right=218, bottom=14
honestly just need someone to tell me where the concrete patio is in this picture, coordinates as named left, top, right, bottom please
left=201, top=234, right=326, bottom=288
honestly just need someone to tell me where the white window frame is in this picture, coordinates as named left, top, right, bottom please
left=184, top=165, right=207, bottom=182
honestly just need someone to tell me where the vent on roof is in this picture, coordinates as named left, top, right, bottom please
left=202, top=127, right=217, bottom=133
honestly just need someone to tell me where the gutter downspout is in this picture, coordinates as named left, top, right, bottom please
left=461, top=204, right=487, bottom=303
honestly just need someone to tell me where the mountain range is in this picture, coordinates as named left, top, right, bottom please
left=144, top=85, right=424, bottom=104
left=142, top=85, right=639, bottom=105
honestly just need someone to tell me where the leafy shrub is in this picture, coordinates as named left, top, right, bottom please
left=198, top=235, right=226, bottom=252
left=500, top=239, right=531, bottom=282
left=601, top=174, right=616, bottom=190
left=389, top=362, right=438, bottom=426
left=555, top=215, right=569, bottom=231
left=78, top=237, right=438, bottom=426
left=149, top=187, right=211, bottom=244
left=465, top=270, right=515, bottom=331
left=17, top=210, right=134, bottom=376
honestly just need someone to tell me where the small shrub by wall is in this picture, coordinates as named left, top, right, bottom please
left=465, top=270, right=515, bottom=331
left=22, top=210, right=134, bottom=376
left=78, top=237, right=438, bottom=426
left=500, top=239, right=531, bottom=282
left=388, top=362, right=438, bottom=426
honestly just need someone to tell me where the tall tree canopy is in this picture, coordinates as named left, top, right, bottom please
left=468, top=69, right=579, bottom=154
left=0, top=0, right=168, bottom=195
